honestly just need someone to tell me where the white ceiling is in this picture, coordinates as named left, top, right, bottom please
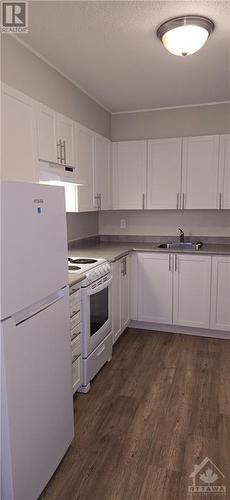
left=20, top=1, right=230, bottom=112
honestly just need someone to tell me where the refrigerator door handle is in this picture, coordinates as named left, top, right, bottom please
left=14, top=288, right=66, bottom=326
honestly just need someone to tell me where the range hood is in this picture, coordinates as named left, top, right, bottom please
left=38, top=159, right=85, bottom=186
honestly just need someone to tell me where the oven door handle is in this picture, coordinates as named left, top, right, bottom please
left=86, top=277, right=112, bottom=296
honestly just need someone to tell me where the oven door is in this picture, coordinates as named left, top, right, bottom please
left=82, top=276, right=112, bottom=357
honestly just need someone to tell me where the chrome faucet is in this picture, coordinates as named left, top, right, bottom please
left=178, top=228, right=185, bottom=243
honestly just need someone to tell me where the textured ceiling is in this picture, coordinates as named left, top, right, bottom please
left=20, top=1, right=230, bottom=112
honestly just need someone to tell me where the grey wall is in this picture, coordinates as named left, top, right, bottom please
left=111, top=104, right=230, bottom=141
left=1, top=36, right=111, bottom=138
left=99, top=210, right=230, bottom=237
left=66, top=212, right=99, bottom=242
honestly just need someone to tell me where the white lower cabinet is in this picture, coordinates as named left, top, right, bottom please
left=211, top=256, right=230, bottom=331
left=69, top=284, right=82, bottom=393
left=173, top=254, right=211, bottom=328
left=136, top=252, right=216, bottom=331
left=137, top=253, right=173, bottom=324
left=112, top=255, right=130, bottom=344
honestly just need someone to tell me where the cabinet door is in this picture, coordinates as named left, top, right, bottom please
left=121, top=256, right=130, bottom=330
left=75, top=124, right=95, bottom=212
left=94, top=134, right=111, bottom=210
left=211, top=256, right=230, bottom=331
left=64, top=185, right=77, bottom=212
left=1, top=85, right=37, bottom=182
left=36, top=103, right=57, bottom=163
left=112, top=260, right=122, bottom=344
left=173, top=254, right=211, bottom=328
left=218, top=135, right=230, bottom=209
left=137, top=253, right=173, bottom=324
left=182, top=135, right=219, bottom=209
left=56, top=113, right=74, bottom=165
left=147, top=138, right=182, bottom=209
left=112, top=141, right=147, bottom=209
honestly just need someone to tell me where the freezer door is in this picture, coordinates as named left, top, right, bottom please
left=1, top=289, right=74, bottom=500
left=1, top=181, right=68, bottom=319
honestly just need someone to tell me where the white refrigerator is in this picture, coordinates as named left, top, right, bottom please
left=1, top=182, right=74, bottom=500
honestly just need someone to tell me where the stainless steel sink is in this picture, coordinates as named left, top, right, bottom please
left=158, top=242, right=203, bottom=250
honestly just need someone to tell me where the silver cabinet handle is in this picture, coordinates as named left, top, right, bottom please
left=72, top=354, right=80, bottom=364
left=99, top=193, right=102, bottom=210
left=121, top=258, right=126, bottom=276
left=94, top=194, right=99, bottom=209
left=182, top=193, right=185, bottom=210
left=142, top=193, right=145, bottom=209
left=60, top=140, right=66, bottom=164
left=63, top=139, right=66, bottom=164
left=70, top=309, right=80, bottom=319
left=71, top=331, right=80, bottom=341
left=219, top=192, right=222, bottom=210
left=124, top=257, right=127, bottom=276
left=176, top=193, right=179, bottom=210
left=57, top=139, right=62, bottom=162
left=168, top=254, right=172, bottom=271
left=174, top=254, right=178, bottom=272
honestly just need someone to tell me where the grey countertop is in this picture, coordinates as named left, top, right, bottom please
left=68, top=272, right=86, bottom=287
left=68, top=241, right=230, bottom=264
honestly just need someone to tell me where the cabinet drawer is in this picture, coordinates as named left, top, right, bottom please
left=72, top=355, right=82, bottom=394
left=69, top=300, right=81, bottom=316
left=70, top=309, right=81, bottom=330
left=71, top=324, right=81, bottom=341
left=69, top=288, right=80, bottom=305
left=72, top=333, right=81, bottom=358
left=86, top=332, right=112, bottom=384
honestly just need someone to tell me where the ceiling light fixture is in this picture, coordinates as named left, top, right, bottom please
left=157, top=15, right=214, bottom=57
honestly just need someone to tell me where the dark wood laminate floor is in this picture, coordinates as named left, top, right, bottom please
left=40, top=329, right=230, bottom=500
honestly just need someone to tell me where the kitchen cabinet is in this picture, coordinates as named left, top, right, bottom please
left=56, top=113, right=74, bottom=166
left=211, top=256, right=230, bottom=331
left=137, top=253, right=173, bottom=324
left=94, top=134, right=111, bottom=210
left=112, top=140, right=147, bottom=209
left=182, top=135, right=219, bottom=209
left=69, top=284, right=82, bottom=393
left=36, top=103, right=57, bottom=163
left=75, top=124, right=95, bottom=212
left=137, top=252, right=212, bottom=329
left=112, top=256, right=130, bottom=344
left=37, top=105, right=74, bottom=166
left=218, top=134, right=230, bottom=209
left=1, top=84, right=37, bottom=182
left=173, top=254, right=211, bottom=328
left=147, top=138, right=182, bottom=209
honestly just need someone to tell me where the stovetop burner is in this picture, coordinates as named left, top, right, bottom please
left=68, top=265, right=81, bottom=271
left=68, top=258, right=98, bottom=265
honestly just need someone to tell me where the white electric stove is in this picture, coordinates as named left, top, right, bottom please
left=68, top=256, right=113, bottom=392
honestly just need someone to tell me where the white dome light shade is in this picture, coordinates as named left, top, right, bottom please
left=157, top=16, right=214, bottom=57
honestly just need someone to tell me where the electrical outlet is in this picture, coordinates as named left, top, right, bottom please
left=120, top=219, right=127, bottom=229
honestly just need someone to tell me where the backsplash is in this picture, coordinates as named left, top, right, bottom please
left=66, top=212, right=99, bottom=242
left=99, top=210, right=230, bottom=237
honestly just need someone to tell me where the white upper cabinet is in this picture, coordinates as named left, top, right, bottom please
left=37, top=106, right=74, bottom=166
left=182, top=135, right=220, bottom=209
left=147, top=138, right=182, bottom=209
left=112, top=140, right=147, bottom=209
left=1, top=85, right=37, bottom=182
left=218, top=134, right=230, bottom=209
left=137, top=253, right=173, bottom=324
left=211, top=256, right=230, bottom=331
left=37, top=103, right=57, bottom=163
left=173, top=254, right=211, bottom=329
left=75, top=124, right=95, bottom=212
left=56, top=113, right=74, bottom=166
left=94, top=134, right=111, bottom=210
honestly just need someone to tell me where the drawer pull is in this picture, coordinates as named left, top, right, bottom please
left=97, top=345, right=105, bottom=357
left=70, top=309, right=80, bottom=319
left=72, top=354, right=80, bottom=364
left=71, top=331, right=80, bottom=341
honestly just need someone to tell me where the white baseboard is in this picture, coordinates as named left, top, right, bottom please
left=129, top=321, right=230, bottom=341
